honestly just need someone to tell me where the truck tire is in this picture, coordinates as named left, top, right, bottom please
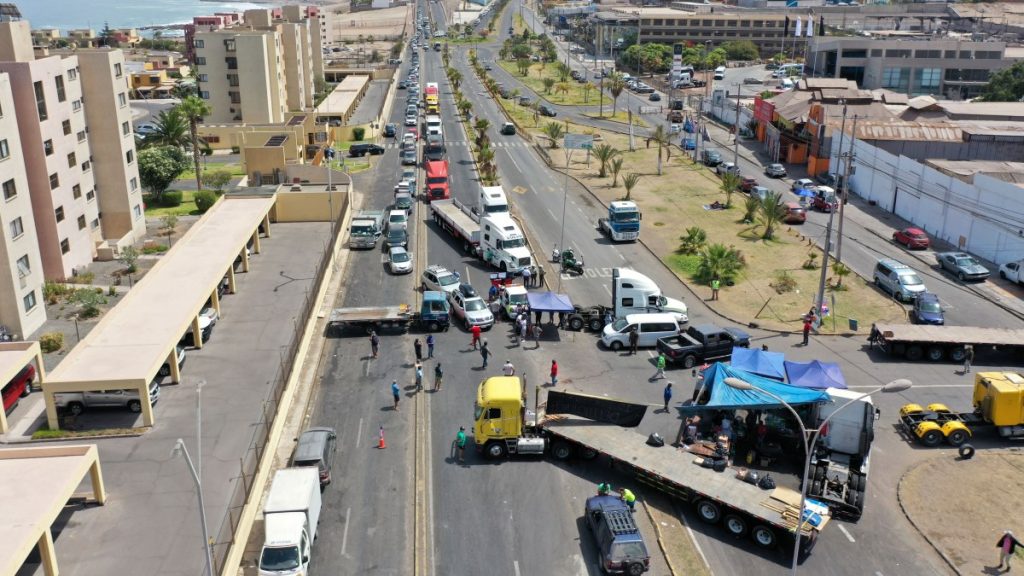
left=610, top=341, right=623, bottom=351
left=949, top=346, right=968, bottom=362
left=926, top=346, right=945, bottom=362
left=920, top=429, right=943, bottom=447
left=579, top=447, right=598, bottom=460
left=724, top=513, right=748, bottom=537
left=589, top=318, right=603, bottom=332
left=428, top=321, right=440, bottom=332
left=947, top=429, right=969, bottom=447
left=569, top=316, right=584, bottom=331
left=853, top=473, right=866, bottom=492
left=551, top=441, right=573, bottom=460
left=696, top=500, right=721, bottom=524
left=905, top=345, right=924, bottom=361
left=813, top=464, right=825, bottom=482
left=958, top=443, right=976, bottom=460
left=626, top=562, right=644, bottom=576
left=499, top=262, right=507, bottom=273
left=68, top=402, right=85, bottom=416
left=484, top=441, right=507, bottom=459
left=683, top=355, right=697, bottom=369
left=751, top=525, right=777, bottom=548
left=811, top=480, right=822, bottom=496
left=128, top=399, right=143, bottom=413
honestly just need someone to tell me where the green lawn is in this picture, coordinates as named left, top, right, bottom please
left=143, top=191, right=200, bottom=217
left=180, top=161, right=245, bottom=180
left=496, top=61, right=610, bottom=107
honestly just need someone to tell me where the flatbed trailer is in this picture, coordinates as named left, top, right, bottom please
left=328, top=293, right=450, bottom=333
left=539, top=417, right=825, bottom=555
left=431, top=198, right=480, bottom=254
left=875, top=323, right=1024, bottom=363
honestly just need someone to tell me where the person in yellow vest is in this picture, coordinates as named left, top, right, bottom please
left=617, top=487, right=636, bottom=510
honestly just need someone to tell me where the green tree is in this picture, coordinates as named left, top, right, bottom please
left=119, top=246, right=140, bottom=274
left=144, top=108, right=189, bottom=149
left=678, top=227, right=707, bottom=255
left=554, top=82, right=570, bottom=100
left=610, top=157, right=624, bottom=187
left=516, top=57, right=531, bottom=76
left=705, top=48, right=728, bottom=70
left=607, top=72, right=626, bottom=117
left=448, top=68, right=463, bottom=91
left=622, top=43, right=673, bottom=73
left=458, top=99, right=473, bottom=120
left=720, top=172, right=741, bottom=207
left=697, top=243, right=744, bottom=285
left=555, top=61, right=572, bottom=82
left=542, top=77, right=556, bottom=94
left=593, top=144, right=619, bottom=178
left=650, top=125, right=671, bottom=175
left=743, top=195, right=761, bottom=223
left=542, top=121, right=565, bottom=148
left=758, top=191, right=788, bottom=239
left=176, top=95, right=212, bottom=191
left=720, top=40, right=760, bottom=61
left=204, top=169, right=232, bottom=193
left=512, top=44, right=532, bottom=60
left=473, top=118, right=491, bottom=147
left=582, top=82, right=594, bottom=104
left=138, top=146, right=188, bottom=199
left=161, top=214, right=179, bottom=236
left=978, top=61, right=1024, bottom=102
left=194, top=190, right=217, bottom=213
left=832, top=261, right=852, bottom=288
left=622, top=172, right=641, bottom=201
left=71, top=287, right=107, bottom=319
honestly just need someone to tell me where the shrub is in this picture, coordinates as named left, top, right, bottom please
left=108, top=285, right=117, bottom=296
left=143, top=245, right=168, bottom=255
left=352, top=127, right=366, bottom=141
left=161, top=191, right=183, bottom=207
left=771, top=270, right=798, bottom=294
left=71, top=287, right=106, bottom=318
left=44, top=281, right=70, bottom=304
left=802, top=251, right=819, bottom=270
left=203, top=169, right=233, bottom=193
left=678, top=227, right=707, bottom=255
left=194, top=190, right=217, bottom=213
left=40, top=332, right=64, bottom=353
left=119, top=246, right=140, bottom=274
left=66, top=271, right=95, bottom=285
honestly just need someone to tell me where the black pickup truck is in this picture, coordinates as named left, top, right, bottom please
left=656, top=323, right=750, bottom=368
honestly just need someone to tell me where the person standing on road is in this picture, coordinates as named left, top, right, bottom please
left=414, top=338, right=423, bottom=362
left=520, top=317, right=528, bottom=344
left=370, top=330, right=380, bottom=359
left=550, top=360, right=558, bottom=386
left=503, top=359, right=516, bottom=376
left=433, top=363, right=444, bottom=391
left=415, top=362, right=424, bottom=392
left=426, top=334, right=435, bottom=359
left=628, top=326, right=639, bottom=355
left=455, top=426, right=467, bottom=464
left=480, top=339, right=490, bottom=368
left=537, top=265, right=546, bottom=288
left=802, top=316, right=812, bottom=346
left=663, top=382, right=673, bottom=412
left=997, top=531, right=1022, bottom=571
left=653, top=353, right=667, bottom=380
left=964, top=344, right=975, bottom=374
left=711, top=277, right=720, bottom=301
left=470, top=324, right=482, bottom=350
left=522, top=266, right=532, bottom=288
left=617, top=487, right=636, bottom=510
left=391, top=380, right=401, bottom=411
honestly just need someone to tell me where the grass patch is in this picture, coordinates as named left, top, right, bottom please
left=180, top=161, right=245, bottom=180
left=32, top=425, right=147, bottom=440
left=496, top=60, right=609, bottom=107
left=447, top=36, right=486, bottom=45
left=581, top=110, right=648, bottom=128
left=144, top=191, right=200, bottom=217
left=665, top=252, right=700, bottom=278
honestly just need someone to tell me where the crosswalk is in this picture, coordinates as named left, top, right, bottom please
left=382, top=140, right=531, bottom=149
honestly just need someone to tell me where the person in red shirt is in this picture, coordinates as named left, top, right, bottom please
left=802, top=316, right=812, bottom=346
left=550, top=360, right=558, bottom=386
left=470, top=324, right=482, bottom=349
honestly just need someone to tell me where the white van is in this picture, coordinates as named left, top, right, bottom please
left=713, top=66, right=726, bottom=81
left=601, top=313, right=681, bottom=351
left=778, top=77, right=794, bottom=91
left=387, top=209, right=408, bottom=232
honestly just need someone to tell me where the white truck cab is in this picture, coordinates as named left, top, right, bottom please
left=613, top=268, right=688, bottom=323
left=479, top=185, right=509, bottom=215
left=480, top=214, right=532, bottom=273
left=259, top=468, right=322, bottom=576
left=425, top=114, right=443, bottom=137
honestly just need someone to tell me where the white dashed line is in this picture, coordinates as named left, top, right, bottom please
left=838, top=524, right=856, bottom=543
left=341, top=506, right=352, bottom=556
left=356, top=417, right=364, bottom=449
left=513, top=560, right=521, bottom=576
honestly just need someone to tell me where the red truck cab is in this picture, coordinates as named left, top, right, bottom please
left=425, top=159, right=450, bottom=201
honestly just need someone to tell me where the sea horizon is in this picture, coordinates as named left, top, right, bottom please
left=15, top=0, right=275, bottom=32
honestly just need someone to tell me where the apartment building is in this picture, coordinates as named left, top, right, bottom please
left=195, top=7, right=323, bottom=124
left=0, top=72, right=45, bottom=338
left=808, top=34, right=1014, bottom=99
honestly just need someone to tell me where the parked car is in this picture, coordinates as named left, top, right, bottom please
left=701, top=149, right=722, bottom=166
left=388, top=247, right=413, bottom=274
left=816, top=172, right=845, bottom=189
left=809, top=186, right=838, bottom=213
left=500, top=122, right=516, bottom=135
left=739, top=177, right=758, bottom=192
left=749, top=185, right=770, bottom=200
left=499, top=87, right=512, bottom=98
left=782, top=202, right=806, bottom=224
left=348, top=143, right=385, bottom=157
left=421, top=265, right=462, bottom=294
left=764, top=163, right=787, bottom=178
left=892, top=227, right=930, bottom=250
left=2, top=363, right=35, bottom=414
left=873, top=258, right=927, bottom=301
left=539, top=104, right=557, bottom=117
left=292, top=427, right=337, bottom=488
left=743, top=76, right=763, bottom=85
left=448, top=291, right=494, bottom=329
left=386, top=227, right=409, bottom=249
left=937, top=251, right=990, bottom=282
left=716, top=162, right=739, bottom=176
left=999, top=259, right=1024, bottom=285
left=398, top=80, right=408, bottom=89
left=910, top=292, right=944, bottom=325
left=519, top=96, right=532, bottom=106
left=648, top=92, right=661, bottom=101
left=791, top=178, right=815, bottom=192
left=682, top=137, right=696, bottom=150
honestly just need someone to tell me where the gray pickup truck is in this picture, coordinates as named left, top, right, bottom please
left=348, top=210, right=385, bottom=249
left=54, top=379, right=161, bottom=415
left=656, top=323, right=750, bottom=368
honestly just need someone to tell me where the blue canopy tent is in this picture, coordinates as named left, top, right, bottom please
left=681, top=362, right=831, bottom=413
left=729, top=347, right=786, bottom=380
left=784, top=360, right=848, bottom=390
left=526, top=291, right=574, bottom=312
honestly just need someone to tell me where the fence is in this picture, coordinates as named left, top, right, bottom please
left=207, top=202, right=348, bottom=573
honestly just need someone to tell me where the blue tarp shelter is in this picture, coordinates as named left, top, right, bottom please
left=682, top=363, right=831, bottom=412
left=526, top=291, right=574, bottom=312
left=729, top=347, right=786, bottom=380
left=784, top=360, right=847, bottom=390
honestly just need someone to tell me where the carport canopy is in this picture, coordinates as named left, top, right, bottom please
left=0, top=444, right=105, bottom=576
left=42, top=195, right=275, bottom=429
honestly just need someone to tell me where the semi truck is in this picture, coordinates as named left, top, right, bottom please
left=806, top=387, right=878, bottom=520
left=473, top=382, right=825, bottom=557
left=597, top=200, right=642, bottom=242
left=258, top=468, right=322, bottom=576
left=328, top=291, right=450, bottom=333
left=348, top=209, right=385, bottom=249
left=873, top=324, right=1024, bottom=363
left=898, top=371, right=1024, bottom=448
left=564, top=268, right=689, bottom=331
left=424, top=159, right=450, bottom=201
left=425, top=82, right=439, bottom=114
left=431, top=198, right=534, bottom=273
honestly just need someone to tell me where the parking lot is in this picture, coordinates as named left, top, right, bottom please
left=17, top=222, right=332, bottom=576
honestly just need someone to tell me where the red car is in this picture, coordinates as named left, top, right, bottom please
left=739, top=177, right=758, bottom=192
left=2, top=363, right=35, bottom=414
left=893, top=227, right=930, bottom=250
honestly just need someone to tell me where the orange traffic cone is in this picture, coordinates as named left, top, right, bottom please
left=378, top=426, right=387, bottom=449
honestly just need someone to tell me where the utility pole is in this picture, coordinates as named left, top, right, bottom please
left=836, top=114, right=858, bottom=264
left=815, top=208, right=835, bottom=320
left=695, top=94, right=705, bottom=162
left=732, top=83, right=742, bottom=167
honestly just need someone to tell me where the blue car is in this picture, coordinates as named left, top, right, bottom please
left=911, top=292, right=944, bottom=325
left=682, top=137, right=696, bottom=150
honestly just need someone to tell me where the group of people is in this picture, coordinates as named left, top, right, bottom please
left=596, top=482, right=637, bottom=510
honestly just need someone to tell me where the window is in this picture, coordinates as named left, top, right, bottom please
left=16, top=255, right=30, bottom=277
left=882, top=67, right=909, bottom=90
left=9, top=217, right=24, bottom=238
left=915, top=50, right=940, bottom=59
left=118, top=92, right=127, bottom=107
left=67, top=68, right=77, bottom=81
left=842, top=49, right=868, bottom=58
left=224, top=39, right=236, bottom=51
left=114, top=63, right=123, bottom=77
left=72, top=184, right=81, bottom=199
left=200, top=91, right=210, bottom=99
left=63, top=120, right=72, bottom=135
left=76, top=130, right=86, bottom=142
left=130, top=177, right=138, bottom=191
left=55, top=75, right=66, bottom=102
left=196, top=56, right=207, bottom=65
left=82, top=160, right=91, bottom=172
left=126, top=150, right=134, bottom=164
left=122, top=121, right=130, bottom=136
left=915, top=68, right=941, bottom=90
left=194, top=39, right=205, bottom=49
left=91, top=218, right=99, bottom=229
left=55, top=206, right=65, bottom=222
left=133, top=205, right=142, bottom=219
left=67, top=152, right=76, bottom=167
left=49, top=173, right=59, bottom=189
left=34, top=81, right=47, bottom=120
left=2, top=179, right=15, bottom=200
left=86, top=189, right=95, bottom=201
left=23, top=291, right=36, bottom=312
left=77, top=215, right=86, bottom=229
left=198, top=73, right=209, bottom=82
left=959, top=51, right=972, bottom=59
left=60, top=238, right=70, bottom=254
left=0, top=139, right=8, bottom=159
left=72, top=99, right=82, bottom=112
left=43, top=140, right=54, bottom=155
left=945, top=50, right=956, bottom=59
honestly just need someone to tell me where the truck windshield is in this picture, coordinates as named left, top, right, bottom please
left=352, top=225, right=374, bottom=236
left=484, top=204, right=509, bottom=214
left=260, top=546, right=300, bottom=571
left=611, top=211, right=640, bottom=223
left=427, top=177, right=447, bottom=184
left=474, top=402, right=484, bottom=420
left=501, top=238, right=526, bottom=249
left=508, top=293, right=528, bottom=305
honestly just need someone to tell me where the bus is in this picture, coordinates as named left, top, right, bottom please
left=425, top=82, right=439, bottom=114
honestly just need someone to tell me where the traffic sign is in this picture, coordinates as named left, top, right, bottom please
left=564, top=134, right=594, bottom=150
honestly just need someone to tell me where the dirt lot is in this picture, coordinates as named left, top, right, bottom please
left=900, top=451, right=1024, bottom=573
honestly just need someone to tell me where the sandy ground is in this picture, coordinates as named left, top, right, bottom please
left=899, top=452, right=1024, bottom=573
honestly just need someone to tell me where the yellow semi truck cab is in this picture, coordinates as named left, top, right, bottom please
left=899, top=371, right=1024, bottom=447
left=474, top=376, right=546, bottom=458
left=974, top=371, right=1024, bottom=429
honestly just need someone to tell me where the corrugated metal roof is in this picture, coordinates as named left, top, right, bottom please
left=940, top=101, right=1024, bottom=119
left=853, top=120, right=962, bottom=142
left=925, top=159, right=1024, bottom=186
left=955, top=120, right=1024, bottom=138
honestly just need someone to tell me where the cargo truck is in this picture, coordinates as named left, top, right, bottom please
left=258, top=468, right=322, bottom=576
left=328, top=291, right=450, bottom=333
left=431, top=197, right=533, bottom=273
left=474, top=382, right=825, bottom=557
left=424, top=159, right=450, bottom=201
left=564, top=268, right=689, bottom=331
left=348, top=210, right=385, bottom=249
left=597, top=200, right=642, bottom=242
left=873, top=324, right=1024, bottom=363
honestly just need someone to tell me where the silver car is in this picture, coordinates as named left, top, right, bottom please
left=448, top=291, right=494, bottom=329
left=388, top=247, right=413, bottom=274
left=764, top=163, right=787, bottom=178
left=937, top=252, right=990, bottom=282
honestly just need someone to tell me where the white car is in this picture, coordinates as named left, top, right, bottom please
left=199, top=306, right=219, bottom=327
left=421, top=265, right=461, bottom=294
left=388, top=247, right=413, bottom=274
left=791, top=178, right=816, bottom=192
left=448, top=291, right=494, bottom=329
left=405, top=113, right=418, bottom=126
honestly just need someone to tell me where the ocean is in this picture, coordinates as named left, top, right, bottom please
left=16, top=0, right=268, bottom=32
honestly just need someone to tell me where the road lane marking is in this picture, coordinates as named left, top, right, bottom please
left=356, top=417, right=364, bottom=449
left=680, top=512, right=711, bottom=569
left=573, top=554, right=588, bottom=576
left=513, top=560, right=521, bottom=576
left=838, top=524, right=856, bottom=543
left=603, top=284, right=612, bottom=296
left=547, top=208, right=558, bottom=221
left=341, top=506, right=352, bottom=556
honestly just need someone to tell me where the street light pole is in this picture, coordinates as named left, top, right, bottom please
left=732, top=83, right=742, bottom=167
left=557, top=148, right=573, bottom=293
left=814, top=207, right=834, bottom=320
left=835, top=114, right=858, bottom=264
left=173, top=439, right=214, bottom=576
left=723, top=377, right=912, bottom=575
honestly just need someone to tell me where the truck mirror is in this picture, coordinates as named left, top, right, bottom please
left=639, top=213, right=643, bottom=220
left=874, top=408, right=881, bottom=420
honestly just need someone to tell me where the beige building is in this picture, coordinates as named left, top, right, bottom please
left=0, top=72, right=46, bottom=338
left=195, top=7, right=323, bottom=124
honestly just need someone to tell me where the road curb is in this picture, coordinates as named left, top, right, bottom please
left=642, top=499, right=680, bottom=576
left=896, top=461, right=964, bottom=576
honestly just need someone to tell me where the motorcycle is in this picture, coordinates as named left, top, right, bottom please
left=560, top=249, right=584, bottom=275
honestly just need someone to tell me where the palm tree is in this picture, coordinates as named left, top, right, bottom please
left=650, top=125, right=669, bottom=175
left=743, top=195, right=760, bottom=223
left=145, top=108, right=189, bottom=149
left=543, top=121, right=565, bottom=148
left=678, top=226, right=707, bottom=254
left=698, top=243, right=744, bottom=285
left=542, top=77, right=556, bottom=94
left=832, top=261, right=852, bottom=288
left=530, top=100, right=541, bottom=126
left=720, top=172, right=741, bottom=207
left=556, top=61, right=571, bottom=82
left=554, top=82, right=571, bottom=101
left=610, top=157, right=624, bottom=187
left=478, top=145, right=497, bottom=183
left=458, top=99, right=473, bottom=120
left=623, top=172, right=641, bottom=201
left=582, top=82, right=594, bottom=104
left=607, top=72, right=626, bottom=117
left=473, top=118, right=491, bottom=146
left=449, top=68, right=462, bottom=91
left=593, top=144, right=619, bottom=178
left=758, top=191, right=788, bottom=240
left=177, top=95, right=211, bottom=190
